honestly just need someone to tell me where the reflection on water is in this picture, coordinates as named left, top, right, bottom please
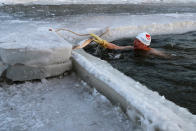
left=84, top=31, right=196, bottom=114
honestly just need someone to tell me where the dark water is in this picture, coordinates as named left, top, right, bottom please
left=84, top=32, right=196, bottom=114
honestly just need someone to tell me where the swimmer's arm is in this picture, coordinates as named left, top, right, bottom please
left=106, top=42, right=133, bottom=50
left=90, top=34, right=133, bottom=50
left=149, top=48, right=170, bottom=58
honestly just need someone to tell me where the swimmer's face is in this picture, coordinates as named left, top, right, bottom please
left=134, top=39, right=142, bottom=45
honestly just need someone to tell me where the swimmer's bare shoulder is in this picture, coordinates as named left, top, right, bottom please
left=148, top=48, right=170, bottom=58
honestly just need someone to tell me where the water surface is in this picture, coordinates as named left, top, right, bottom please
left=84, top=31, right=196, bottom=114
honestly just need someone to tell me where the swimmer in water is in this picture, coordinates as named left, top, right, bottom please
left=90, top=32, right=169, bottom=58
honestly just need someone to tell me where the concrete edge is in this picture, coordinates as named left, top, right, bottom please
left=72, top=49, right=196, bottom=131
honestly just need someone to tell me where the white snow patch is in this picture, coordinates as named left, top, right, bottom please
left=0, top=74, right=134, bottom=131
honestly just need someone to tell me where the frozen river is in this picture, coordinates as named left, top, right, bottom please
left=1, top=3, right=196, bottom=131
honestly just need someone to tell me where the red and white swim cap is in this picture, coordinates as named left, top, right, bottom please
left=136, top=32, right=151, bottom=46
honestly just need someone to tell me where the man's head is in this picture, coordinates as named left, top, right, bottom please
left=135, top=32, right=151, bottom=46
left=133, top=32, right=151, bottom=51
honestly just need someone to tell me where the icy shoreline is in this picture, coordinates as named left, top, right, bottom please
left=72, top=49, right=196, bottom=131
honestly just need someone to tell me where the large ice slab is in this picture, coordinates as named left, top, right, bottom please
left=72, top=49, right=196, bottom=131
left=6, top=61, right=71, bottom=81
left=0, top=27, right=72, bottom=66
left=0, top=22, right=72, bottom=81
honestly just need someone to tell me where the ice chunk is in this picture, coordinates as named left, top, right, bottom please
left=0, top=23, right=73, bottom=81
left=6, top=61, right=72, bottom=81
left=0, top=61, right=7, bottom=77
left=0, top=26, right=72, bottom=66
